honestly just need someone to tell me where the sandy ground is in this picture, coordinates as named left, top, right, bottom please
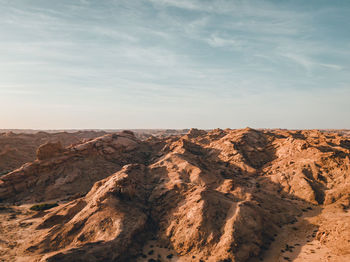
left=0, top=204, right=47, bottom=262
left=137, top=240, right=181, bottom=262
left=260, top=205, right=349, bottom=262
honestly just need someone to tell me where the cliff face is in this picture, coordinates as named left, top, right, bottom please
left=0, top=129, right=349, bottom=262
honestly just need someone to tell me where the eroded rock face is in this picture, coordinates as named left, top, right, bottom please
left=26, top=164, right=150, bottom=262
left=0, top=130, right=106, bottom=175
left=36, top=141, right=64, bottom=160
left=0, top=128, right=349, bottom=262
left=0, top=133, right=152, bottom=203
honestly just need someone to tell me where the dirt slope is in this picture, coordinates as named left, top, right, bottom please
left=0, top=128, right=349, bottom=262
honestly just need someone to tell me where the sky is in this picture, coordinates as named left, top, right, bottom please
left=0, top=0, right=349, bottom=129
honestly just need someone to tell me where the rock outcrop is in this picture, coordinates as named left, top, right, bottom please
left=36, top=141, right=64, bottom=160
left=0, top=130, right=107, bottom=175
left=0, top=132, right=152, bottom=203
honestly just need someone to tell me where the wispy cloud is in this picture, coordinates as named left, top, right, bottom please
left=149, top=0, right=205, bottom=12
left=0, top=0, right=349, bottom=128
left=206, top=35, right=239, bottom=48
left=281, top=53, right=315, bottom=71
left=319, top=63, right=343, bottom=71
left=281, top=53, right=343, bottom=72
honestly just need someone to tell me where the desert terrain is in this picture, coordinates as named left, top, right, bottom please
left=0, top=130, right=107, bottom=177
left=0, top=128, right=349, bottom=262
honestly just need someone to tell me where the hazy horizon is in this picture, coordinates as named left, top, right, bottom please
left=1, top=0, right=349, bottom=129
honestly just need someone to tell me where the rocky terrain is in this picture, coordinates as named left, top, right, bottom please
left=0, top=129, right=190, bottom=177
left=0, top=128, right=349, bottom=262
left=0, top=131, right=107, bottom=176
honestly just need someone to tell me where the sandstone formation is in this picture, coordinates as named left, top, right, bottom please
left=0, top=131, right=151, bottom=203
left=36, top=141, right=64, bottom=161
left=0, top=131, right=106, bottom=175
left=0, top=128, right=349, bottom=262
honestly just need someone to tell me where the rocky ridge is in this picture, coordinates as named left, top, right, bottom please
left=0, top=130, right=107, bottom=176
left=0, top=131, right=152, bottom=203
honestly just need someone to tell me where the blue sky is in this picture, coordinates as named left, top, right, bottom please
left=0, top=0, right=349, bottom=129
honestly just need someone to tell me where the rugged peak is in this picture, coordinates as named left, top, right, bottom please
left=119, top=130, right=136, bottom=138
left=243, top=126, right=256, bottom=131
left=186, top=128, right=207, bottom=138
